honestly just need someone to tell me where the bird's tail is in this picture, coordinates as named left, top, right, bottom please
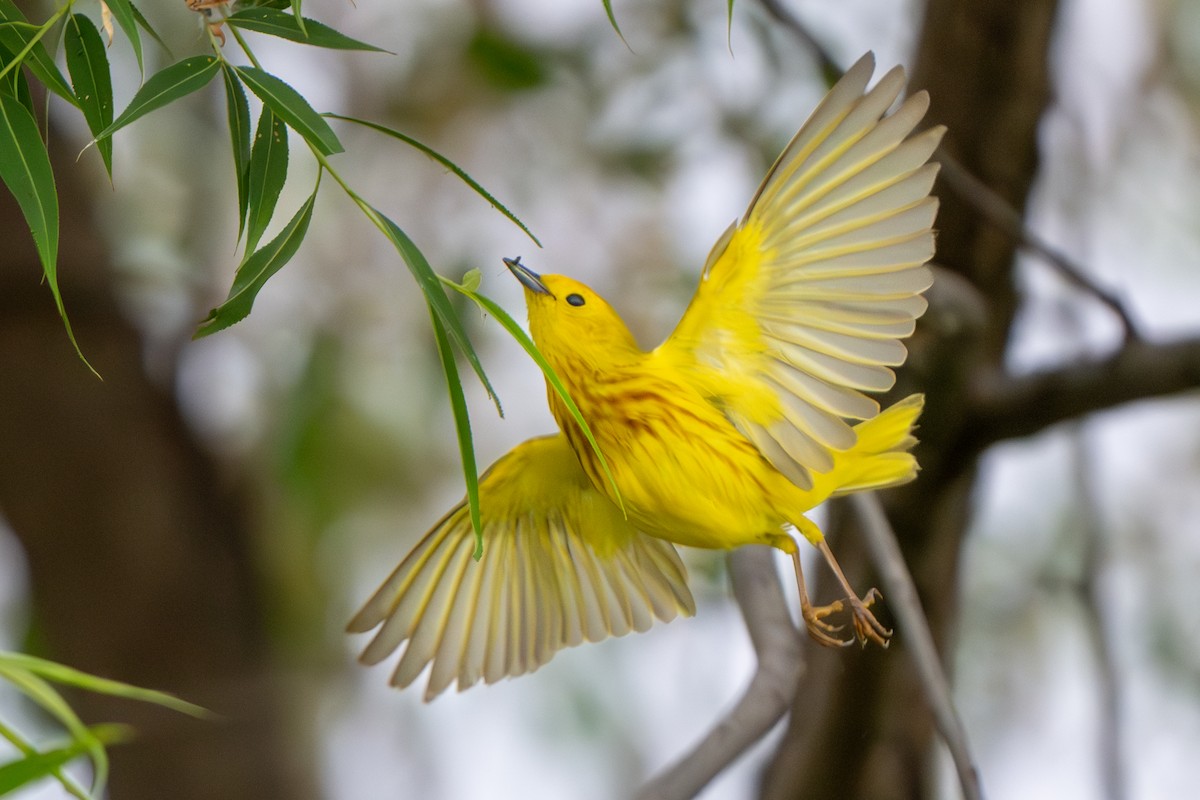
left=828, top=393, right=925, bottom=497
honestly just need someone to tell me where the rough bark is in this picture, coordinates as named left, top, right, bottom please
left=0, top=134, right=314, bottom=798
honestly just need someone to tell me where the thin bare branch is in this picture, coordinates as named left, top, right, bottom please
left=936, top=153, right=1140, bottom=343
left=969, top=336, right=1200, bottom=449
left=851, top=493, right=983, bottom=800
left=1068, top=425, right=1126, bottom=800
left=637, top=547, right=802, bottom=800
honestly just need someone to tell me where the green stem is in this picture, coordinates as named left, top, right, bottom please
left=0, top=0, right=74, bottom=84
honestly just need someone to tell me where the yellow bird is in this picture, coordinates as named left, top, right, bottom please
left=350, top=53, right=944, bottom=700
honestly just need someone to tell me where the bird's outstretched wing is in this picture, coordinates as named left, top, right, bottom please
left=657, top=52, right=944, bottom=490
left=348, top=435, right=695, bottom=701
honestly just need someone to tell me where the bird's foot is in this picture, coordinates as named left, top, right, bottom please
left=846, top=587, right=891, bottom=648
left=800, top=597, right=850, bottom=648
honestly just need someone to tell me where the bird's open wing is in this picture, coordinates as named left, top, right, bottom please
left=657, top=53, right=944, bottom=490
left=348, top=435, right=694, bottom=701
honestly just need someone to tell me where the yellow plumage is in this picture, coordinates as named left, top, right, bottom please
left=351, top=53, right=945, bottom=698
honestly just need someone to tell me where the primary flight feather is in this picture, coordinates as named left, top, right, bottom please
left=351, top=52, right=944, bottom=699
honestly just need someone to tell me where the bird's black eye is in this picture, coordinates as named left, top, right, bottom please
left=566, top=293, right=586, bottom=307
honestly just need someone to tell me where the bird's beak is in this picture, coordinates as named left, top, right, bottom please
left=504, top=256, right=552, bottom=296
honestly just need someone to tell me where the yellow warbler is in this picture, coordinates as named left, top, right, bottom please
left=350, top=53, right=944, bottom=700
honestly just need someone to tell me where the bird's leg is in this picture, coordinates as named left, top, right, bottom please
left=816, top=539, right=892, bottom=647
left=791, top=550, right=851, bottom=648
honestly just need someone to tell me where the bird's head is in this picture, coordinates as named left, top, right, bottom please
left=504, top=257, right=640, bottom=367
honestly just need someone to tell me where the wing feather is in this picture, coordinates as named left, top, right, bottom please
left=350, top=435, right=693, bottom=699
left=659, top=53, right=942, bottom=488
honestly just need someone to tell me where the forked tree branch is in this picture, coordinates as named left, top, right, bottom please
left=969, top=336, right=1200, bottom=450
left=637, top=547, right=802, bottom=800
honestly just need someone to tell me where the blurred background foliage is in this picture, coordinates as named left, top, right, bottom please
left=2, top=0, right=1200, bottom=798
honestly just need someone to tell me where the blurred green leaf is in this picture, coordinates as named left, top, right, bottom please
left=0, top=652, right=209, bottom=718
left=325, top=114, right=539, bottom=246
left=599, top=0, right=630, bottom=50
left=94, top=55, right=219, bottom=142
left=460, top=268, right=482, bottom=292
left=429, top=309, right=483, bottom=557
left=102, top=0, right=143, bottom=73
left=64, top=13, right=114, bottom=177
left=236, top=66, right=342, bottom=156
left=0, top=1, right=80, bottom=109
left=245, top=107, right=288, bottom=253
left=195, top=177, right=319, bottom=337
left=221, top=64, right=252, bottom=240
left=227, top=8, right=388, bottom=52
left=466, top=28, right=547, bottom=91
left=0, top=724, right=131, bottom=796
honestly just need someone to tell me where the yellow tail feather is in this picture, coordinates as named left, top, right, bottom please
left=829, top=393, right=924, bottom=496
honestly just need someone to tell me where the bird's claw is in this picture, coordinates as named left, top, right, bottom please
left=847, top=588, right=892, bottom=648
left=801, top=599, right=853, bottom=648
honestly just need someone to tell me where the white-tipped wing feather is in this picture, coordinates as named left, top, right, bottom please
left=658, top=52, right=944, bottom=490
left=348, top=435, right=695, bottom=701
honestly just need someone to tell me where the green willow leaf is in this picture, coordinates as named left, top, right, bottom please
left=0, top=724, right=130, bottom=796
left=0, top=1, right=79, bottom=109
left=365, top=206, right=499, bottom=414
left=244, top=107, right=288, bottom=254
left=129, top=1, right=171, bottom=57
left=64, top=14, right=114, bottom=177
left=94, top=55, right=219, bottom=142
left=0, top=39, right=35, bottom=114
left=325, top=113, right=539, bottom=246
left=195, top=178, right=319, bottom=338
left=291, top=0, right=306, bottom=37
left=221, top=64, right=252, bottom=240
left=0, top=652, right=209, bottom=718
left=600, top=0, right=630, bottom=50
left=226, top=7, right=388, bottom=52
left=235, top=66, right=342, bottom=156
left=428, top=308, right=484, bottom=557
left=0, top=665, right=108, bottom=795
left=101, top=0, right=143, bottom=73
left=0, top=92, right=93, bottom=373
left=444, top=278, right=624, bottom=513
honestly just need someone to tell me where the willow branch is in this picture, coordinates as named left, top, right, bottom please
left=851, top=494, right=983, bottom=800
left=637, top=547, right=802, bottom=800
left=969, top=335, right=1200, bottom=449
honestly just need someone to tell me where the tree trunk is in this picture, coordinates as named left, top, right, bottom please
left=761, top=0, right=1060, bottom=797
left=0, top=134, right=315, bottom=799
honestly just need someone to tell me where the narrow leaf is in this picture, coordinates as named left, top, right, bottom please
left=0, top=652, right=209, bottom=718
left=0, top=1, right=80, bottom=109
left=195, top=179, right=319, bottom=337
left=64, top=14, right=114, bottom=177
left=235, top=66, right=342, bottom=156
left=292, top=0, right=306, bottom=37
left=94, top=55, right=219, bottom=142
left=129, top=1, right=171, bottom=57
left=226, top=8, right=388, bottom=52
left=429, top=309, right=484, bottom=557
left=221, top=65, right=252, bottom=240
left=0, top=665, right=109, bottom=794
left=0, top=724, right=131, bottom=795
left=0, top=92, right=93, bottom=373
left=445, top=280, right=624, bottom=512
left=101, top=0, right=142, bottom=73
left=244, top=107, right=288, bottom=253
left=365, top=206, right=500, bottom=414
left=0, top=39, right=35, bottom=114
left=600, top=0, right=631, bottom=50
left=325, top=113, right=539, bottom=246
